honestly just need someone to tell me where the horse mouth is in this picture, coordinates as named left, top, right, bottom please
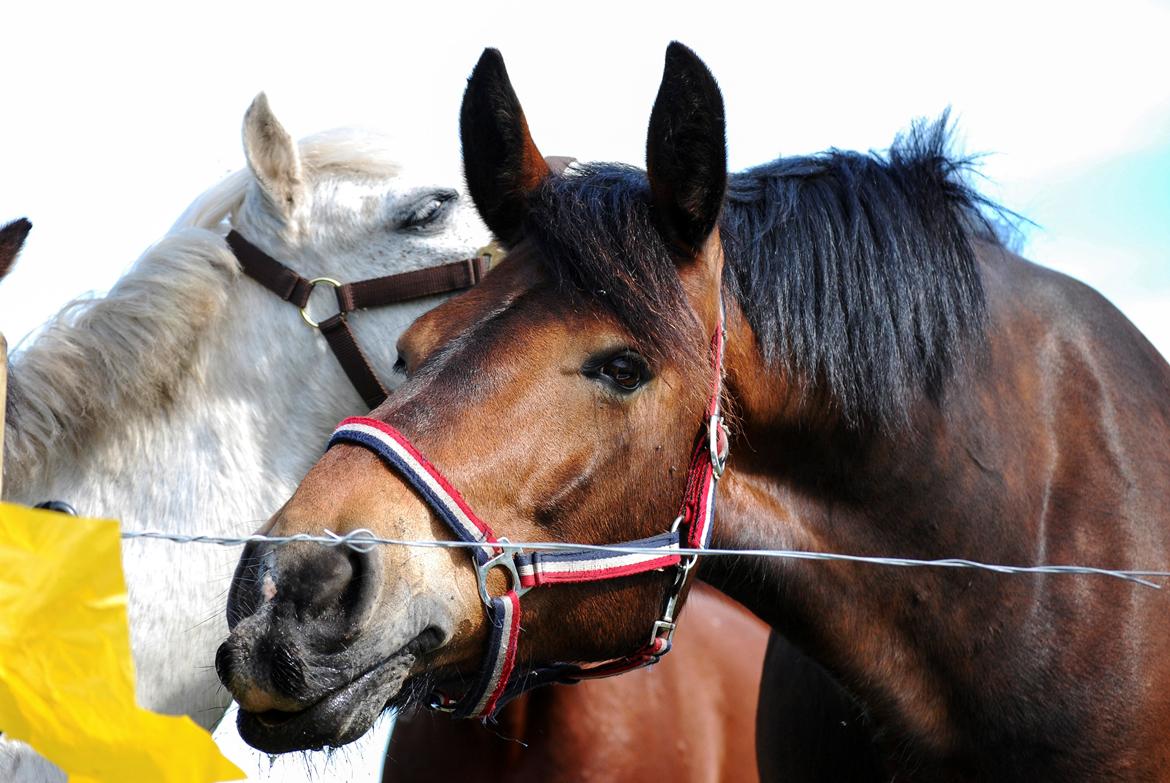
left=236, top=650, right=416, bottom=753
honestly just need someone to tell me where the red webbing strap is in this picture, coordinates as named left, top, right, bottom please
left=514, top=532, right=681, bottom=588
left=682, top=320, right=727, bottom=549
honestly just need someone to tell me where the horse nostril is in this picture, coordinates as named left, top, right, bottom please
left=338, top=546, right=379, bottom=629
left=225, top=541, right=267, bottom=630
left=249, top=541, right=382, bottom=636
left=215, top=642, right=236, bottom=687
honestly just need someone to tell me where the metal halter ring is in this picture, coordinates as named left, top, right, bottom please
left=475, top=538, right=532, bottom=607
left=299, top=277, right=343, bottom=328
left=708, top=414, right=729, bottom=479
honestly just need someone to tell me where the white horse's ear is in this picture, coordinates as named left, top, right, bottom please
left=242, top=93, right=305, bottom=216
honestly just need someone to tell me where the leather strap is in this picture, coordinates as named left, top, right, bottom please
left=227, top=231, right=314, bottom=307
left=226, top=230, right=491, bottom=410
left=337, top=257, right=489, bottom=312
left=319, top=315, right=388, bottom=409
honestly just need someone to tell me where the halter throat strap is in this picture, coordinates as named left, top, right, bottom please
left=226, top=230, right=491, bottom=409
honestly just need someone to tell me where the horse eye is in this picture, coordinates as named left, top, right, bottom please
left=393, top=354, right=407, bottom=374
left=589, top=352, right=651, bottom=393
left=401, top=192, right=454, bottom=231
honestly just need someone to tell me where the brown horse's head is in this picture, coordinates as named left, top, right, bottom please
left=218, top=43, right=731, bottom=752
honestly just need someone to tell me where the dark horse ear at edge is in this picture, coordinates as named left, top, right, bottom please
left=460, top=48, right=552, bottom=247
left=646, top=42, right=728, bottom=256
left=0, top=217, right=32, bottom=279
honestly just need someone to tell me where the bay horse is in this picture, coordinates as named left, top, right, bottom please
left=219, top=43, right=1170, bottom=779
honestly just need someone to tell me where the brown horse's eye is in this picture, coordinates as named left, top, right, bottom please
left=587, top=351, right=651, bottom=393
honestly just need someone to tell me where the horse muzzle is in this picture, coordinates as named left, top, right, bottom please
left=217, top=538, right=443, bottom=751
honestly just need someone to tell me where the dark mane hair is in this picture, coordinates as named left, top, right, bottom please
left=524, top=116, right=1003, bottom=429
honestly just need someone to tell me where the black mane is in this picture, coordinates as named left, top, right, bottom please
left=524, top=117, right=1002, bottom=429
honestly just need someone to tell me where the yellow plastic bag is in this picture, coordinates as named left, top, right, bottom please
left=0, top=502, right=243, bottom=782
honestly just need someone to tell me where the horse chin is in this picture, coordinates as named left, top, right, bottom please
left=236, top=650, right=416, bottom=754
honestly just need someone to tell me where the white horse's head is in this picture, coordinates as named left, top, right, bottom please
left=227, top=93, right=489, bottom=298
left=6, top=94, right=492, bottom=492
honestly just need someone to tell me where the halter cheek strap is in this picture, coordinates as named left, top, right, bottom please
left=326, top=304, right=728, bottom=720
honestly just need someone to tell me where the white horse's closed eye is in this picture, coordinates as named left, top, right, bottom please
left=0, top=92, right=490, bottom=782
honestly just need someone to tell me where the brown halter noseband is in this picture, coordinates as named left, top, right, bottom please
left=226, top=231, right=493, bottom=409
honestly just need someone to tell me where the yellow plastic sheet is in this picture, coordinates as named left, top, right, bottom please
left=0, top=502, right=243, bottom=783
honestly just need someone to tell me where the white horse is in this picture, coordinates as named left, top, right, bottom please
left=0, top=94, right=490, bottom=781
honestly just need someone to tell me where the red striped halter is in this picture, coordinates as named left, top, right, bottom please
left=327, top=302, right=729, bottom=719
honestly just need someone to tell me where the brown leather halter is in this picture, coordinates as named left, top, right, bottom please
left=226, top=231, right=492, bottom=409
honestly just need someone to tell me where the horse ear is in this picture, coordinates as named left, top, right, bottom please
left=242, top=93, right=306, bottom=216
left=0, top=217, right=31, bottom=276
left=460, top=48, right=551, bottom=247
left=646, top=42, right=728, bottom=256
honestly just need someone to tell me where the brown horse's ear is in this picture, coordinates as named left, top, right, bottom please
left=646, top=42, right=728, bottom=256
left=0, top=217, right=32, bottom=278
left=460, top=48, right=551, bottom=247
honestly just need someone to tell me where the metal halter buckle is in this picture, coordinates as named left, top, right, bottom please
left=708, top=413, right=729, bottom=479
left=652, top=518, right=698, bottom=646
left=299, top=277, right=343, bottom=328
left=475, top=538, right=532, bottom=607
left=650, top=619, right=677, bottom=646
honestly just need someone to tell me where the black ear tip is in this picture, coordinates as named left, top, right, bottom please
left=470, top=48, right=508, bottom=81
left=1, top=217, right=31, bottom=240
left=664, top=41, right=710, bottom=75
left=665, top=41, right=699, bottom=64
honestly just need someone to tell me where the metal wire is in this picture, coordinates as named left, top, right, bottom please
left=119, top=528, right=1170, bottom=589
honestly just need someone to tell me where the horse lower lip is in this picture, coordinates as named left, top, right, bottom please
left=236, top=651, right=413, bottom=753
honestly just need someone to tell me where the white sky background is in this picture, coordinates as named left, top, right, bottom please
left=2, top=0, right=1169, bottom=354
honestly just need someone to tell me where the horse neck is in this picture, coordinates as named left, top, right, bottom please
left=705, top=292, right=1026, bottom=749
left=704, top=255, right=1170, bottom=761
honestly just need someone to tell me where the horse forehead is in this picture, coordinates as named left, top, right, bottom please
left=307, top=174, right=406, bottom=224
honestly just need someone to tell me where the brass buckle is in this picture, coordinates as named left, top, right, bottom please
left=476, top=242, right=505, bottom=269
left=299, top=277, right=342, bottom=329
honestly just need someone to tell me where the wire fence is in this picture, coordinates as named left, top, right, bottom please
left=119, top=528, right=1170, bottom=589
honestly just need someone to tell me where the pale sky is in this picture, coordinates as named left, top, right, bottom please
left=2, top=0, right=1169, bottom=353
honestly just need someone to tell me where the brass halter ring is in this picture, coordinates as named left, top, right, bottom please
left=299, top=277, right=343, bottom=329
